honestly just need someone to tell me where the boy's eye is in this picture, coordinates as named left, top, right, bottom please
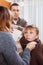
left=30, top=32, right=33, bottom=34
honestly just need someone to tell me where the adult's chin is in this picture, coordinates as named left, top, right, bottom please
left=14, top=18, right=18, bottom=20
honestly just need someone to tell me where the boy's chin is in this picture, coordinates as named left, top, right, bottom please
left=26, top=39, right=34, bottom=42
left=26, top=39, right=32, bottom=42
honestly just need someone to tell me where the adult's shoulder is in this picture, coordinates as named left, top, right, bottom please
left=0, top=31, right=14, bottom=42
left=18, top=17, right=27, bottom=27
left=0, top=31, right=12, bottom=37
left=0, top=31, right=17, bottom=50
left=19, top=17, right=27, bottom=23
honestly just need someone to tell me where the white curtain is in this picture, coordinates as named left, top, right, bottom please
left=23, top=0, right=43, bottom=41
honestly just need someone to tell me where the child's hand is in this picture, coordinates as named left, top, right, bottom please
left=26, top=41, right=37, bottom=51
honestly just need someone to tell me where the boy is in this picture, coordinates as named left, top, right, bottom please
left=20, top=25, right=43, bottom=65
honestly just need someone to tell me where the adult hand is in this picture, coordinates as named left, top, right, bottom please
left=26, top=41, right=37, bottom=51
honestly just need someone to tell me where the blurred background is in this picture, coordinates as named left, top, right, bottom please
left=0, top=0, right=43, bottom=42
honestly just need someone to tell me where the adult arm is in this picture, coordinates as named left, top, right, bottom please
left=2, top=33, right=30, bottom=65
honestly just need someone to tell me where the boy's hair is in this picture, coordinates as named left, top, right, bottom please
left=10, top=3, right=19, bottom=10
left=23, top=25, right=39, bottom=35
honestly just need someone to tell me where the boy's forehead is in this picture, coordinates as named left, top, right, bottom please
left=25, top=28, right=37, bottom=32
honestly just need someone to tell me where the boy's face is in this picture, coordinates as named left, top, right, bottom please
left=24, top=29, right=39, bottom=41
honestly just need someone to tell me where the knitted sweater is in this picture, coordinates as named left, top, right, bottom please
left=0, top=31, right=30, bottom=65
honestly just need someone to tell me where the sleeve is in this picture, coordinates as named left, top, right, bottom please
left=2, top=33, right=31, bottom=65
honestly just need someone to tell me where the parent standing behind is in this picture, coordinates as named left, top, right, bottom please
left=10, top=3, right=27, bottom=31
